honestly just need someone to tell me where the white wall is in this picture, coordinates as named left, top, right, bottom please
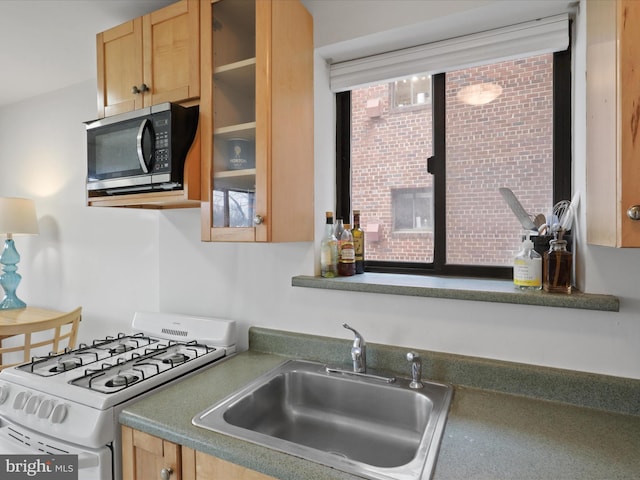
left=0, top=0, right=639, bottom=380
left=0, top=83, right=160, bottom=340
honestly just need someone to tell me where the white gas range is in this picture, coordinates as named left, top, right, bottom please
left=0, top=311, right=237, bottom=480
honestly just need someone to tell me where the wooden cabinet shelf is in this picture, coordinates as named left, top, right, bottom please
left=213, top=169, right=256, bottom=191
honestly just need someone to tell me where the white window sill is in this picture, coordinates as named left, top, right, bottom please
left=291, top=273, right=619, bottom=312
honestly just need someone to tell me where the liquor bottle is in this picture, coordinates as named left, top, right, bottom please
left=543, top=239, right=572, bottom=293
left=320, top=212, right=338, bottom=278
left=338, top=224, right=356, bottom=276
left=352, top=210, right=365, bottom=274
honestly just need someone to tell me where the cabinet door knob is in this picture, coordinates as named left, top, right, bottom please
left=627, top=205, right=640, bottom=221
left=254, top=214, right=264, bottom=225
left=160, top=467, right=173, bottom=480
left=131, top=84, right=150, bottom=94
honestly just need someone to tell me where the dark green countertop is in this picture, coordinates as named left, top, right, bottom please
left=120, top=328, right=640, bottom=480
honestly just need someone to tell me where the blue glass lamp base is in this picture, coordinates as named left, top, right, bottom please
left=0, top=296, right=26, bottom=310
left=0, top=239, right=27, bottom=310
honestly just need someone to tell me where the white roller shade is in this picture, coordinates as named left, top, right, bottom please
left=330, top=14, right=569, bottom=92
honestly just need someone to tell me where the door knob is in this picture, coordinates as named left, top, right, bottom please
left=160, top=467, right=173, bottom=480
left=254, top=214, right=264, bottom=225
left=627, top=205, right=640, bottom=221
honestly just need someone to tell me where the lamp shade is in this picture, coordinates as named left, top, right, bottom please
left=0, top=197, right=39, bottom=235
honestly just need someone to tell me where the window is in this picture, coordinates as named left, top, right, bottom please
left=336, top=41, right=571, bottom=278
left=392, top=75, right=432, bottom=109
left=393, top=188, right=433, bottom=232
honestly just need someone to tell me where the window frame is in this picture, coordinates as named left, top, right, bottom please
left=335, top=47, right=572, bottom=280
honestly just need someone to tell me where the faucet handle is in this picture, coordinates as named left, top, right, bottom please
left=406, top=351, right=424, bottom=389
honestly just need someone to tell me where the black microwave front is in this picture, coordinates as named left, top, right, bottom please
left=86, top=103, right=198, bottom=195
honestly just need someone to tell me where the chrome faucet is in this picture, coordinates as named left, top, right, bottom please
left=406, top=352, right=424, bottom=389
left=343, top=323, right=366, bottom=373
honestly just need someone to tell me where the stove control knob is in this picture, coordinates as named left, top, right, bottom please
left=12, top=391, right=30, bottom=411
left=37, top=399, right=55, bottom=419
left=51, top=403, right=68, bottom=424
left=0, top=385, right=9, bottom=405
left=25, top=395, right=42, bottom=415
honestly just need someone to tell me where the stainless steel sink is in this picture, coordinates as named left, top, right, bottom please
left=192, top=359, right=453, bottom=480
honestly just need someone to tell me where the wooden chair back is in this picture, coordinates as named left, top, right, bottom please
left=0, top=307, right=82, bottom=370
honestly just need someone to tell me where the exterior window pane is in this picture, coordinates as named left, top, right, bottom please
left=445, top=54, right=554, bottom=266
left=348, top=53, right=557, bottom=271
left=351, top=81, right=434, bottom=263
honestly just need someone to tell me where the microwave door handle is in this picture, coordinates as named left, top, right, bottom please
left=136, top=118, right=152, bottom=174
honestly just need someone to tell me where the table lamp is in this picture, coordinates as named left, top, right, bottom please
left=0, top=197, right=39, bottom=310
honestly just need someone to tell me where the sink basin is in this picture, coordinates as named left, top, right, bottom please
left=192, top=359, right=453, bottom=480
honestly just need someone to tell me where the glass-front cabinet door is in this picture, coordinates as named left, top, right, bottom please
left=200, top=0, right=314, bottom=243
left=202, top=0, right=258, bottom=241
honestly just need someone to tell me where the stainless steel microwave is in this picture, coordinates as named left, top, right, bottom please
left=86, top=103, right=198, bottom=195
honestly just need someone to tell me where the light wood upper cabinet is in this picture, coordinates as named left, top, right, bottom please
left=97, top=0, right=200, bottom=118
left=122, top=426, right=276, bottom=480
left=586, top=0, right=640, bottom=247
left=200, top=0, right=314, bottom=242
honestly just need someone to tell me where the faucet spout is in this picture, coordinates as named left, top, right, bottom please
left=343, top=323, right=366, bottom=373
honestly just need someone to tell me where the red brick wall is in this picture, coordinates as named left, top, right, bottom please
left=350, top=54, right=554, bottom=266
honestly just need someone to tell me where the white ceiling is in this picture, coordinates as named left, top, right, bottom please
left=0, top=0, right=174, bottom=108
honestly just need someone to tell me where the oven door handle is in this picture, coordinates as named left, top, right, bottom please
left=136, top=118, right=154, bottom=174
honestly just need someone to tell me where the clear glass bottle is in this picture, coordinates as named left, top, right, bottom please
left=543, top=239, right=572, bottom=293
left=334, top=218, right=345, bottom=243
left=338, top=223, right=356, bottom=276
left=514, top=234, right=542, bottom=290
left=351, top=210, right=365, bottom=274
left=320, top=212, right=338, bottom=278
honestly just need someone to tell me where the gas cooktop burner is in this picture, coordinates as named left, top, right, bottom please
left=50, top=359, right=82, bottom=373
left=162, top=353, right=188, bottom=364
left=106, top=373, right=140, bottom=388
left=109, top=344, right=133, bottom=355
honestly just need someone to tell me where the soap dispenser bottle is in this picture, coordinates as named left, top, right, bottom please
left=514, top=232, right=542, bottom=290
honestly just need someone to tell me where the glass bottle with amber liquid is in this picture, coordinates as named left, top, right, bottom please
left=338, top=224, right=356, bottom=276
left=543, top=239, right=572, bottom=293
left=351, top=210, right=365, bottom=274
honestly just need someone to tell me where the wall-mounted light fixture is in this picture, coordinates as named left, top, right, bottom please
left=456, top=82, right=503, bottom=106
left=0, top=198, right=39, bottom=310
